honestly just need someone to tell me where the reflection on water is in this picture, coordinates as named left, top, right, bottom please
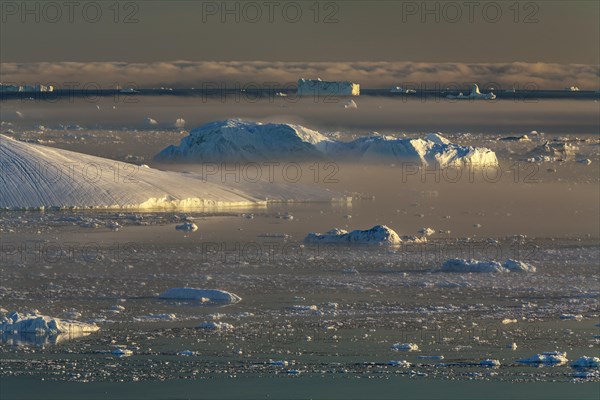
left=1, top=331, right=93, bottom=346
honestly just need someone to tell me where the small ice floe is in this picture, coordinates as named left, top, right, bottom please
left=1, top=311, right=99, bottom=336
left=135, top=313, right=177, bottom=322
left=305, top=225, right=401, bottom=245
left=175, top=222, right=198, bottom=232
left=112, top=348, right=133, bottom=357
left=388, top=360, right=411, bottom=367
left=391, top=343, right=419, bottom=351
left=480, top=359, right=501, bottom=367
left=174, top=118, right=186, bottom=129
left=571, top=356, right=600, bottom=368
left=110, top=305, right=126, bottom=313
left=416, top=355, right=444, bottom=360
left=344, top=99, right=358, bottom=109
left=503, top=259, right=536, bottom=272
left=178, top=350, right=197, bottom=356
left=146, top=117, right=158, bottom=125
left=159, top=288, right=242, bottom=304
left=197, top=321, right=234, bottom=331
left=501, top=319, right=518, bottom=325
left=440, top=259, right=536, bottom=273
left=518, top=351, right=568, bottom=365
left=560, top=314, right=583, bottom=321
left=507, top=342, right=518, bottom=350
left=500, top=134, right=531, bottom=142
left=418, top=227, right=435, bottom=237
left=288, top=305, right=318, bottom=311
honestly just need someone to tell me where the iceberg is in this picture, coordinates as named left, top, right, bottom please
left=390, top=86, right=416, bottom=94
left=297, top=78, right=360, bottom=96
left=441, top=259, right=536, bottom=273
left=155, top=120, right=498, bottom=168
left=1, top=311, right=99, bottom=336
left=304, top=225, right=402, bottom=245
left=391, top=343, right=419, bottom=351
left=527, top=141, right=578, bottom=162
left=175, top=222, right=198, bottom=232
left=447, top=84, right=496, bottom=100
left=0, top=134, right=342, bottom=210
left=197, top=321, right=234, bottom=331
left=159, top=288, right=242, bottom=304
left=518, top=351, right=568, bottom=365
left=572, top=357, right=600, bottom=368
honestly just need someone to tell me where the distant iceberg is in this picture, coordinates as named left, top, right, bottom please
left=441, top=258, right=536, bottom=273
left=155, top=119, right=498, bottom=168
left=390, top=86, right=416, bottom=94
left=297, top=78, right=360, bottom=96
left=447, top=84, right=496, bottom=100
left=304, top=225, right=403, bottom=246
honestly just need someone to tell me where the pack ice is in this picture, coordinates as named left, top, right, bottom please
left=1, top=311, right=100, bottom=335
left=0, top=135, right=342, bottom=210
left=159, top=288, right=242, bottom=304
left=155, top=119, right=498, bottom=167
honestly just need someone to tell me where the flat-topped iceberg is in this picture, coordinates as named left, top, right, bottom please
left=159, top=288, right=242, bottom=304
left=0, top=134, right=342, bottom=210
left=304, top=225, right=402, bottom=245
left=441, top=259, right=536, bottom=273
left=155, top=119, right=498, bottom=168
left=1, top=311, right=99, bottom=336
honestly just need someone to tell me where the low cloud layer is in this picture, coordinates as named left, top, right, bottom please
left=1, top=61, right=598, bottom=90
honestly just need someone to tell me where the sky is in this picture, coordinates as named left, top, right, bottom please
left=1, top=0, right=598, bottom=88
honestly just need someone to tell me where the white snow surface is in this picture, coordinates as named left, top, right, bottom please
left=1, top=311, right=99, bottom=335
left=159, top=288, right=242, bottom=304
left=304, top=225, right=402, bottom=245
left=0, top=135, right=343, bottom=210
left=154, top=119, right=498, bottom=167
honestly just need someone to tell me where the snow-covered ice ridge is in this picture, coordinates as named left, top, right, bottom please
left=0, top=135, right=344, bottom=210
left=155, top=119, right=498, bottom=167
left=297, top=78, right=360, bottom=96
left=1, top=311, right=99, bottom=336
